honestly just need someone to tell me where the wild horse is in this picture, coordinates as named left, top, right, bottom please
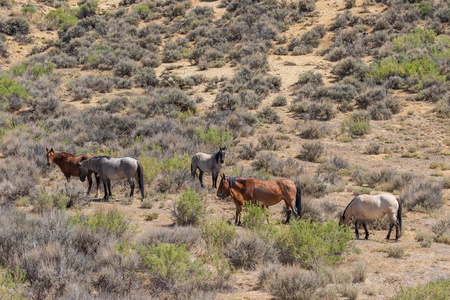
left=46, top=148, right=100, bottom=196
left=216, top=174, right=302, bottom=225
left=339, top=194, right=402, bottom=241
left=191, top=147, right=226, bottom=188
left=78, top=156, right=144, bottom=201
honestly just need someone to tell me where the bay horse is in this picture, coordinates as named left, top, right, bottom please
left=46, top=148, right=100, bottom=197
left=339, top=194, right=402, bottom=241
left=216, top=174, right=302, bottom=225
left=78, top=156, right=144, bottom=201
left=191, top=147, right=226, bottom=188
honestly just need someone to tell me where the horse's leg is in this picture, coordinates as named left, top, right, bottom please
left=199, top=170, right=204, bottom=188
left=128, top=178, right=135, bottom=197
left=386, top=223, right=394, bottom=240
left=354, top=219, right=359, bottom=239
left=95, top=174, right=100, bottom=198
left=395, top=219, right=400, bottom=241
left=107, top=179, right=112, bottom=198
left=65, top=174, right=71, bottom=183
left=362, top=221, right=369, bottom=240
left=233, top=199, right=244, bottom=226
left=87, top=171, right=93, bottom=196
left=212, top=171, right=217, bottom=189
left=101, top=177, right=108, bottom=200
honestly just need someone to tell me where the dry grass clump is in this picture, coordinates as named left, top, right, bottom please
left=387, top=246, right=405, bottom=258
left=400, top=178, right=443, bottom=211
left=296, top=142, right=324, bottom=162
left=431, top=217, right=450, bottom=245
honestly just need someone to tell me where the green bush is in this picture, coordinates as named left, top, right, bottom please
left=242, top=202, right=269, bottom=230
left=45, top=10, right=78, bottom=30
left=140, top=243, right=212, bottom=287
left=172, top=188, right=206, bottom=226
left=391, top=280, right=450, bottom=300
left=194, top=126, right=233, bottom=147
left=201, top=217, right=237, bottom=249
left=21, top=5, right=37, bottom=14
left=274, top=219, right=353, bottom=268
left=11, top=60, right=56, bottom=80
left=71, top=209, right=136, bottom=239
left=341, top=113, right=371, bottom=137
left=0, top=266, right=27, bottom=300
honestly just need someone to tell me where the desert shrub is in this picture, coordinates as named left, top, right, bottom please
left=0, top=0, right=12, bottom=7
left=225, top=232, right=278, bottom=270
left=341, top=112, right=371, bottom=137
left=141, top=53, right=161, bottom=68
left=274, top=46, right=288, bottom=55
left=296, top=71, right=323, bottom=87
left=297, top=142, right=324, bottom=162
left=251, top=152, right=277, bottom=174
left=140, top=243, right=227, bottom=297
left=332, top=57, right=368, bottom=80
left=352, top=261, right=367, bottom=283
left=237, top=143, right=256, bottom=160
left=365, top=141, right=381, bottom=154
left=344, top=0, right=356, bottom=8
left=415, top=232, right=434, bottom=248
left=272, top=95, right=287, bottom=107
left=400, top=178, right=443, bottom=211
left=216, top=92, right=240, bottom=111
left=71, top=209, right=136, bottom=239
left=194, top=126, right=233, bottom=147
left=258, top=135, right=280, bottom=151
left=140, top=226, right=201, bottom=250
left=134, top=67, right=159, bottom=88
left=296, top=175, right=328, bottom=198
left=163, top=38, right=188, bottom=63
left=431, top=217, right=450, bottom=245
left=172, top=188, right=206, bottom=226
left=149, top=88, right=197, bottom=116
left=239, top=89, right=262, bottom=109
left=259, top=265, right=324, bottom=300
left=113, top=59, right=138, bottom=78
left=355, top=87, right=387, bottom=109
left=257, top=107, right=280, bottom=124
left=298, top=0, right=316, bottom=12
left=289, top=100, right=336, bottom=120
left=299, top=124, right=326, bottom=139
left=0, top=74, right=29, bottom=112
left=387, top=246, right=405, bottom=258
left=242, top=202, right=270, bottom=231
left=391, top=280, right=450, bottom=300
left=274, top=219, right=353, bottom=267
left=45, top=9, right=78, bottom=30
left=1, top=17, right=30, bottom=36
left=201, top=217, right=237, bottom=249
left=300, top=200, right=327, bottom=223
left=77, top=0, right=98, bottom=19
left=0, top=266, right=27, bottom=300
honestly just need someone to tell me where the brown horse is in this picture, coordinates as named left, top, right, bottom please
left=216, top=174, right=302, bottom=225
left=46, top=148, right=100, bottom=197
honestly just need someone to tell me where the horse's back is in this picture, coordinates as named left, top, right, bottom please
left=353, top=194, right=398, bottom=219
left=99, top=157, right=139, bottom=179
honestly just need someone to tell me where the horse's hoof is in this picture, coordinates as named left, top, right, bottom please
left=364, top=237, right=368, bottom=240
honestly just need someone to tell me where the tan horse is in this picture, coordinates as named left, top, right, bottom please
left=216, top=174, right=301, bottom=225
left=46, top=148, right=100, bottom=197
left=339, top=194, right=402, bottom=241
left=191, top=147, right=226, bottom=188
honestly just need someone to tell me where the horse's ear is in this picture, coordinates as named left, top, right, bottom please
left=50, top=148, right=54, bottom=152
left=221, top=173, right=225, bottom=178
left=222, top=146, right=226, bottom=150
left=46, top=148, right=48, bottom=152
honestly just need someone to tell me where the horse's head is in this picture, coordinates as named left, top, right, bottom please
left=77, top=160, right=88, bottom=182
left=219, top=147, right=226, bottom=164
left=338, top=213, right=347, bottom=226
left=46, top=148, right=55, bottom=166
left=217, top=173, right=230, bottom=199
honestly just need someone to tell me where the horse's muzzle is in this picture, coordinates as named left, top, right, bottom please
left=47, top=163, right=51, bottom=166
left=220, top=160, right=225, bottom=164
left=217, top=192, right=224, bottom=199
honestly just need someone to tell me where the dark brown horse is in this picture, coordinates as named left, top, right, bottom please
left=46, top=148, right=100, bottom=197
left=217, top=174, right=302, bottom=225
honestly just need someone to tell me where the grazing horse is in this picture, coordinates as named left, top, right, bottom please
left=339, top=194, right=402, bottom=241
left=78, top=156, right=144, bottom=201
left=191, top=147, right=226, bottom=188
left=216, top=174, right=302, bottom=225
left=46, top=148, right=100, bottom=197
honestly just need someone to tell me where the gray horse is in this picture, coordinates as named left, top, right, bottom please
left=191, top=147, right=226, bottom=188
left=78, top=156, right=144, bottom=201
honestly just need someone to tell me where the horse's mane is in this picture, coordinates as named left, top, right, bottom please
left=342, top=196, right=357, bottom=218
left=95, top=155, right=111, bottom=160
left=213, top=149, right=221, bottom=163
left=228, top=176, right=238, bottom=188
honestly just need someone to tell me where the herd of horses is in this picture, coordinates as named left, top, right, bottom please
left=46, top=147, right=402, bottom=241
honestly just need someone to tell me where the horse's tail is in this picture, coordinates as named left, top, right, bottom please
left=137, top=161, right=145, bottom=200
left=397, top=198, right=402, bottom=237
left=295, top=184, right=302, bottom=218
